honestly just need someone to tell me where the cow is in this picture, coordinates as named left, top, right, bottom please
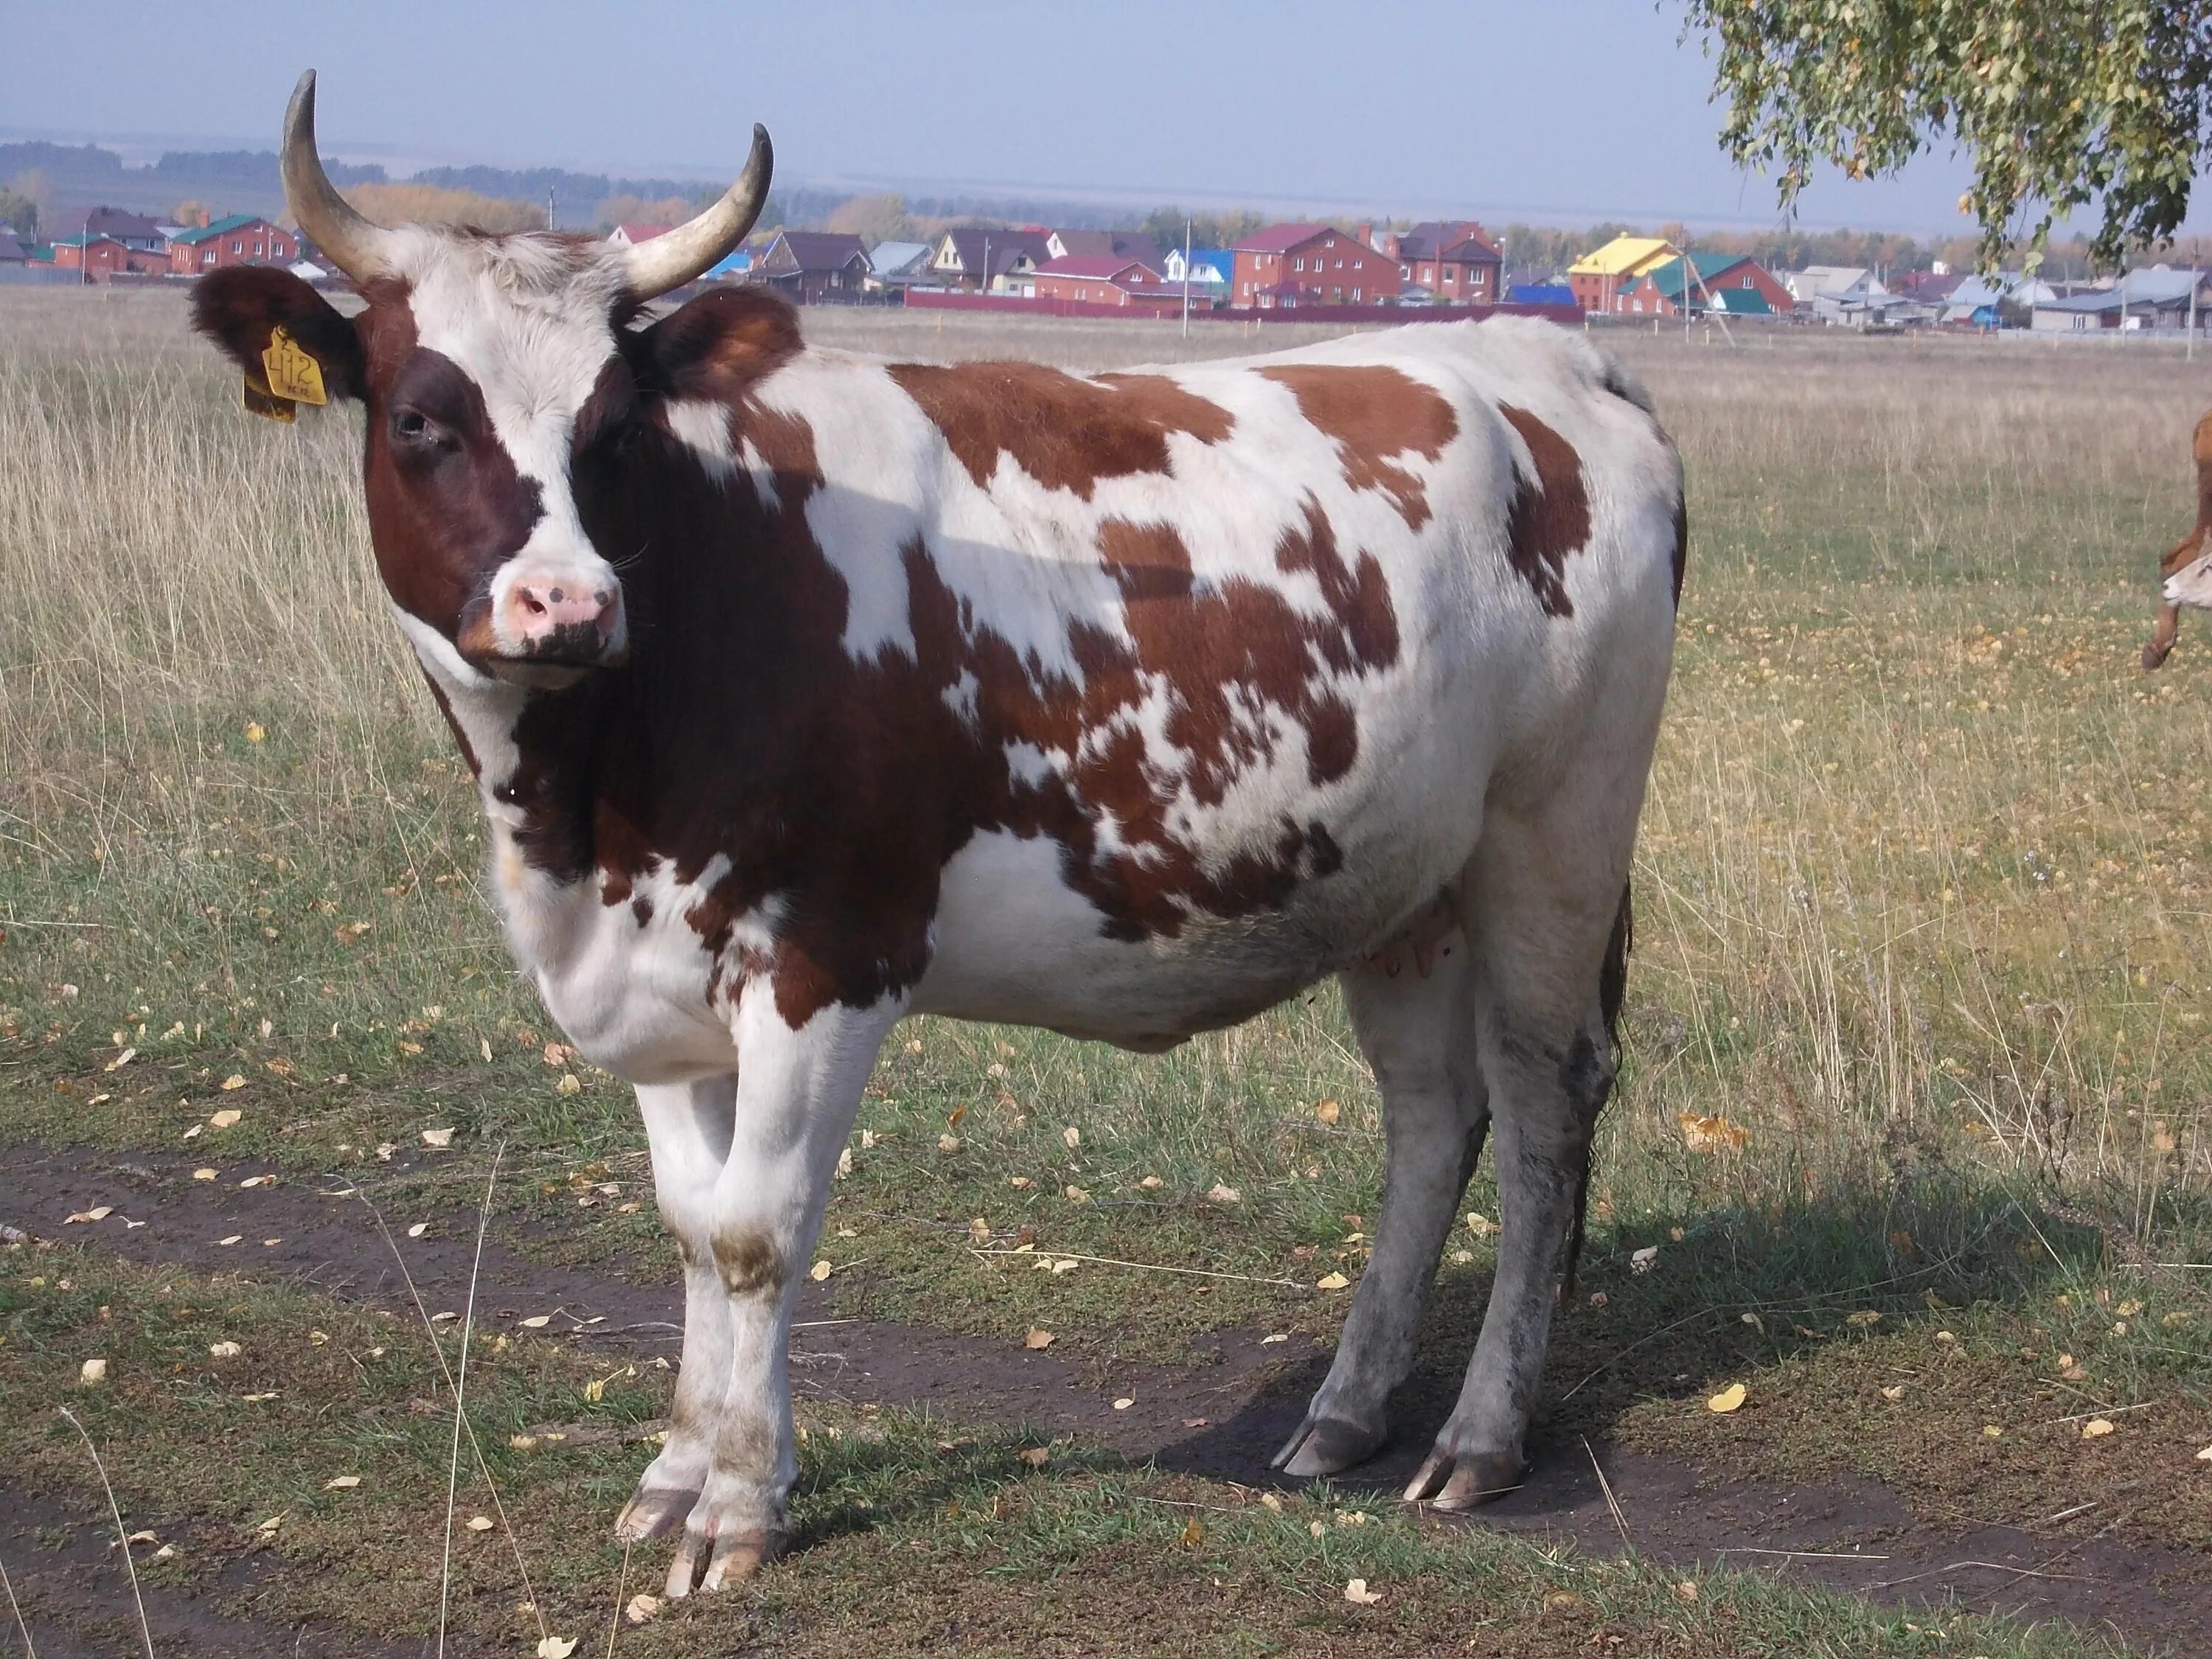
left=2144, top=409, right=2212, bottom=667
left=192, top=73, right=1683, bottom=1599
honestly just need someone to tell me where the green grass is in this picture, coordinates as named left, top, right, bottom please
left=0, top=1249, right=2132, bottom=1658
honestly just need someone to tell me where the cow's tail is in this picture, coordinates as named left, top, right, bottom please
left=1562, top=879, right=1632, bottom=1302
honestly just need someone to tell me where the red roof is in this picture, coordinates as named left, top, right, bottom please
left=1036, top=255, right=1152, bottom=281
left=1236, top=223, right=1334, bottom=254
left=616, top=223, right=675, bottom=243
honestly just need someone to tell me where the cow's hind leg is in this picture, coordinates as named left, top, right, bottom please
left=1403, top=798, right=1632, bottom=1510
left=1273, top=931, right=1485, bottom=1478
left=617, top=1074, right=738, bottom=1543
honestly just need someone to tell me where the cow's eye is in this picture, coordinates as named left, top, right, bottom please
left=391, top=408, right=449, bottom=448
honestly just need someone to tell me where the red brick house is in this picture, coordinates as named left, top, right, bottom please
left=753, top=230, right=871, bottom=303
left=53, top=235, right=153, bottom=276
left=1031, top=256, right=1176, bottom=310
left=1613, top=252, right=1792, bottom=318
left=166, top=215, right=297, bottom=276
left=1393, top=221, right=1503, bottom=304
left=1231, top=224, right=1401, bottom=308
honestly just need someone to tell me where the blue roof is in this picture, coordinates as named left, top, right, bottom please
left=704, top=248, right=753, bottom=277
left=1508, top=283, right=1573, bottom=306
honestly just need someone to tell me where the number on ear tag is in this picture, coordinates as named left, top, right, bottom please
left=260, top=326, right=327, bottom=406
left=242, top=378, right=297, bottom=422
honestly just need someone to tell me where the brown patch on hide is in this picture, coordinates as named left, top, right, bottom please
left=887, top=361, right=1231, bottom=498
left=1258, top=364, right=1457, bottom=529
left=1498, top=404, right=1591, bottom=618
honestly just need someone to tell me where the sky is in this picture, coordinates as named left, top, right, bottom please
left=1, top=0, right=2185, bottom=239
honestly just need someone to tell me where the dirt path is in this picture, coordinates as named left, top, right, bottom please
left=5, top=1142, right=2205, bottom=1653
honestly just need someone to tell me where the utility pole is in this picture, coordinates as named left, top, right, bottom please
left=1182, top=215, right=1192, bottom=338
left=2191, top=265, right=2199, bottom=362
left=546, top=187, right=556, bottom=233
left=982, top=233, right=990, bottom=297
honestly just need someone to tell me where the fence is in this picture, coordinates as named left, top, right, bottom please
left=900, top=288, right=1581, bottom=327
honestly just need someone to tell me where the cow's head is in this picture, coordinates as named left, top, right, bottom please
left=192, top=72, right=771, bottom=688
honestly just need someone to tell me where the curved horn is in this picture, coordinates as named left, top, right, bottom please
left=620, top=125, right=773, bottom=302
left=280, top=70, right=399, bottom=283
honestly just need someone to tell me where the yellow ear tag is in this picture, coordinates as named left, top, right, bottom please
left=260, top=325, right=327, bottom=406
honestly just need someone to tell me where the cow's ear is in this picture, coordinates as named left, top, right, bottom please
left=632, top=285, right=801, bottom=403
left=191, top=266, right=366, bottom=406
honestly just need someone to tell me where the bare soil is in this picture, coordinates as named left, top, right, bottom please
left=4, top=1141, right=2204, bottom=1654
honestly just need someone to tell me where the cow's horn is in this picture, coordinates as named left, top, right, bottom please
left=280, top=71, right=399, bottom=282
left=619, top=125, right=773, bottom=302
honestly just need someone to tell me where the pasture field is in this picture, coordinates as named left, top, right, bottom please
left=0, top=285, right=2208, bottom=1655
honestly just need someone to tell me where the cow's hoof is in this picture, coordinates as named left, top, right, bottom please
left=1402, top=1445, right=1525, bottom=1510
left=664, top=1523, right=788, bottom=1598
left=615, top=1484, right=700, bottom=1543
left=1271, top=1413, right=1386, bottom=1479
left=2144, top=640, right=2173, bottom=670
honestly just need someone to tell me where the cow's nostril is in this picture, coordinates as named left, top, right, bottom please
left=548, top=587, right=566, bottom=604
left=520, top=590, right=549, bottom=617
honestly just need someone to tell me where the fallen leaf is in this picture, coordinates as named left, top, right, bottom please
left=1314, top=1097, right=1340, bottom=1124
left=192, top=1166, right=216, bottom=1180
left=217, top=1234, right=242, bottom=1246
left=1207, top=1183, right=1242, bottom=1205
left=219, top=1074, right=246, bottom=1091
left=1543, top=1590, right=1581, bottom=1612
left=583, top=1377, right=606, bottom=1403
left=555, top=1074, right=581, bottom=1096
left=467, top=1514, right=495, bottom=1531
left=420, top=1127, right=453, bottom=1147
left=104, top=1047, right=136, bottom=1072
left=1677, top=1111, right=1750, bottom=1153
left=244, top=722, right=266, bottom=744
left=535, top=1637, right=576, bottom=1659
left=239, top=1175, right=273, bottom=1188
left=208, top=1340, right=242, bottom=1359
left=2196, top=1445, right=2211, bottom=1461
left=510, top=1433, right=538, bottom=1450
left=1630, top=1245, right=1658, bottom=1273
left=1672, top=1580, right=1699, bottom=1604
left=80, top=1357, right=107, bottom=1386
left=625, top=1593, right=663, bottom=1625
left=1018, top=1447, right=1049, bottom=1467
left=519, top=1315, right=552, bottom=1329
left=404, top=1222, right=429, bottom=1239
left=323, top=1475, right=360, bottom=1490
left=63, top=1206, right=114, bottom=1225
left=2081, top=1419, right=2115, bottom=1439
left=1063, top=1185, right=1091, bottom=1203
left=1261, top=1333, right=1288, bottom=1345
left=1881, top=1384, right=1906, bottom=1402
left=937, top=1133, right=961, bottom=1152
left=967, top=1217, right=990, bottom=1245
left=1113, top=1397, right=1133, bottom=1411
left=1344, top=1578, right=1383, bottom=1605
left=1138, top=1173, right=1163, bottom=1189
left=1464, top=1211, right=1495, bottom=1238
left=1315, top=1271, right=1350, bottom=1290
left=1050, top=1257, right=1079, bottom=1275
left=809, top=1259, right=832, bottom=1282
left=1024, top=1328, right=1054, bottom=1350
left=208, top=1108, right=241, bottom=1129
left=1707, top=1382, right=1747, bottom=1414
left=1846, top=1310, right=1882, bottom=1327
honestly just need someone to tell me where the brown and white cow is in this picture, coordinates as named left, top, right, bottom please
left=2149, top=409, right=2212, bottom=666
left=195, top=74, right=1683, bottom=1596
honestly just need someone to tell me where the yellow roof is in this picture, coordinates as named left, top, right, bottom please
left=1568, top=235, right=1674, bottom=277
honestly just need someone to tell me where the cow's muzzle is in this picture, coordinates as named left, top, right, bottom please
left=458, top=569, right=630, bottom=679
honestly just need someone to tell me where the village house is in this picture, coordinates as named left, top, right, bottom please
left=927, top=228, right=1052, bottom=293
left=1613, top=251, right=1790, bottom=318
left=1393, top=221, right=1503, bottom=304
left=1030, top=255, right=1177, bottom=310
left=1567, top=235, right=1674, bottom=312
left=164, top=215, right=298, bottom=276
left=1231, top=224, right=1400, bottom=308
left=608, top=223, right=675, bottom=248
left=752, top=230, right=872, bottom=303
left=863, top=240, right=933, bottom=293
left=1043, top=228, right=1164, bottom=272
left=1160, top=246, right=1232, bottom=294
left=2031, top=266, right=2212, bottom=333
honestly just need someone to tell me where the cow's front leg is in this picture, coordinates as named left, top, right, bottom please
left=664, top=984, right=902, bottom=1596
left=617, top=1074, right=738, bottom=1543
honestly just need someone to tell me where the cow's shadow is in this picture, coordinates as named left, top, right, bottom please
left=1150, top=1178, right=2107, bottom=1517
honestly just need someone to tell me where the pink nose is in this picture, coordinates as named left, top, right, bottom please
left=501, top=579, right=622, bottom=655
